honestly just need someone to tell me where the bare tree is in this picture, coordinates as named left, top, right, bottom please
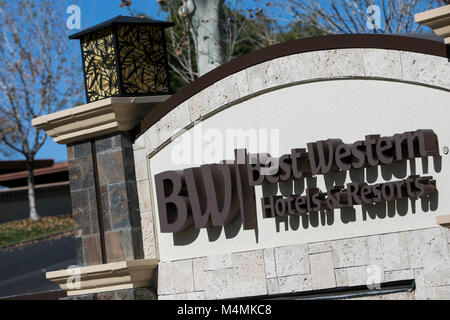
left=0, top=0, right=82, bottom=220
left=276, top=0, right=443, bottom=34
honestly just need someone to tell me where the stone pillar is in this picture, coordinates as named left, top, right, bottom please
left=33, top=96, right=169, bottom=298
left=67, top=132, right=144, bottom=266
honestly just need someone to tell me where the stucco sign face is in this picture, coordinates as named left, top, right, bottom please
left=155, top=129, right=439, bottom=233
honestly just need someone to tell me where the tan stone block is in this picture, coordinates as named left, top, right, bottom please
left=425, top=286, right=450, bottom=299
left=381, top=232, right=410, bottom=271
left=331, top=237, right=370, bottom=268
left=137, top=179, right=152, bottom=212
left=205, top=269, right=234, bottom=299
left=335, top=269, right=348, bottom=287
left=308, top=241, right=331, bottom=254
left=278, top=274, right=312, bottom=294
left=384, top=269, right=414, bottom=282
left=401, top=51, right=450, bottom=89
left=173, top=259, right=195, bottom=294
left=158, top=261, right=175, bottom=295
left=345, top=266, right=370, bottom=287
left=266, top=278, right=279, bottom=295
left=143, top=123, right=160, bottom=154
left=361, top=49, right=402, bottom=79
left=189, top=90, right=210, bottom=122
left=406, top=230, right=424, bottom=269
left=263, top=248, right=276, bottom=278
left=274, top=244, right=309, bottom=277
left=140, top=211, right=157, bottom=260
left=231, top=250, right=267, bottom=297
left=206, top=253, right=232, bottom=271
left=227, top=70, right=249, bottom=99
left=310, top=252, right=336, bottom=290
left=300, top=49, right=365, bottom=80
left=133, top=148, right=148, bottom=182
left=420, top=228, right=450, bottom=286
left=193, top=257, right=206, bottom=291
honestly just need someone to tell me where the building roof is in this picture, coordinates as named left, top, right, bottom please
left=69, top=15, right=174, bottom=39
left=0, top=161, right=68, bottom=188
left=0, top=159, right=54, bottom=175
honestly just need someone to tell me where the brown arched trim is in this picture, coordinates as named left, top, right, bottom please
left=138, top=34, right=448, bottom=138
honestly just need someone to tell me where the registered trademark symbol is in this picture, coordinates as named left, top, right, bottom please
left=443, top=146, right=449, bottom=155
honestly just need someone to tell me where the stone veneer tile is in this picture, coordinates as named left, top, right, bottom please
left=226, top=70, right=249, bottom=99
left=266, top=278, right=279, bottom=295
left=299, top=49, right=365, bottom=80
left=99, top=185, right=111, bottom=232
left=367, top=235, right=382, bottom=263
left=82, top=234, right=102, bottom=265
left=308, top=241, right=331, bottom=254
left=73, top=142, right=91, bottom=158
left=189, top=90, right=210, bottom=122
left=331, top=237, right=370, bottom=268
left=381, top=232, right=410, bottom=271
left=140, top=211, right=157, bottom=259
left=143, top=123, right=160, bottom=154
left=246, top=57, right=293, bottom=94
left=384, top=269, right=414, bottom=282
left=132, top=135, right=145, bottom=151
left=278, top=274, right=312, bottom=294
left=87, top=187, right=100, bottom=234
left=413, top=268, right=426, bottom=300
left=206, top=253, right=232, bottom=271
left=104, top=230, right=125, bottom=262
left=406, top=230, right=424, bottom=269
left=361, top=49, right=402, bottom=79
left=310, top=252, right=336, bottom=290
left=137, top=179, right=152, bottom=212
left=71, top=189, right=91, bottom=236
left=158, top=101, right=190, bottom=144
left=66, top=145, right=74, bottom=160
left=96, top=150, right=125, bottom=186
left=133, top=148, right=148, bottom=182
left=345, top=266, right=370, bottom=287
left=420, top=228, right=450, bottom=287
left=231, top=250, right=267, bottom=298
left=108, top=182, right=131, bottom=230
left=205, top=269, right=234, bottom=300
left=185, top=291, right=206, bottom=300
left=401, top=51, right=450, bottom=89
left=173, top=259, right=195, bottom=294
left=274, top=244, right=309, bottom=277
left=334, top=269, right=348, bottom=287
left=193, top=257, right=206, bottom=291
left=263, top=248, right=276, bottom=278
left=158, top=262, right=175, bottom=295
left=68, top=157, right=94, bottom=191
left=425, top=286, right=450, bottom=300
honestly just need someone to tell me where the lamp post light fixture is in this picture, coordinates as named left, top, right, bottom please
left=69, top=16, right=174, bottom=103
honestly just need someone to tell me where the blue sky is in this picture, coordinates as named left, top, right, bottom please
left=35, top=0, right=269, bottom=163
left=10, top=0, right=439, bottom=163
left=35, top=0, right=167, bottom=162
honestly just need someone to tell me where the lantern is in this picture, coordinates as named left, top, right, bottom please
left=69, top=16, right=174, bottom=103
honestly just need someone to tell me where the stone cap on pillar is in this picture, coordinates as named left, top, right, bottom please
left=32, top=95, right=169, bottom=144
left=415, top=5, right=450, bottom=44
left=46, top=259, right=159, bottom=296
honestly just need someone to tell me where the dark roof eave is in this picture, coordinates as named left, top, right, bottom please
left=69, top=15, right=174, bottom=39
